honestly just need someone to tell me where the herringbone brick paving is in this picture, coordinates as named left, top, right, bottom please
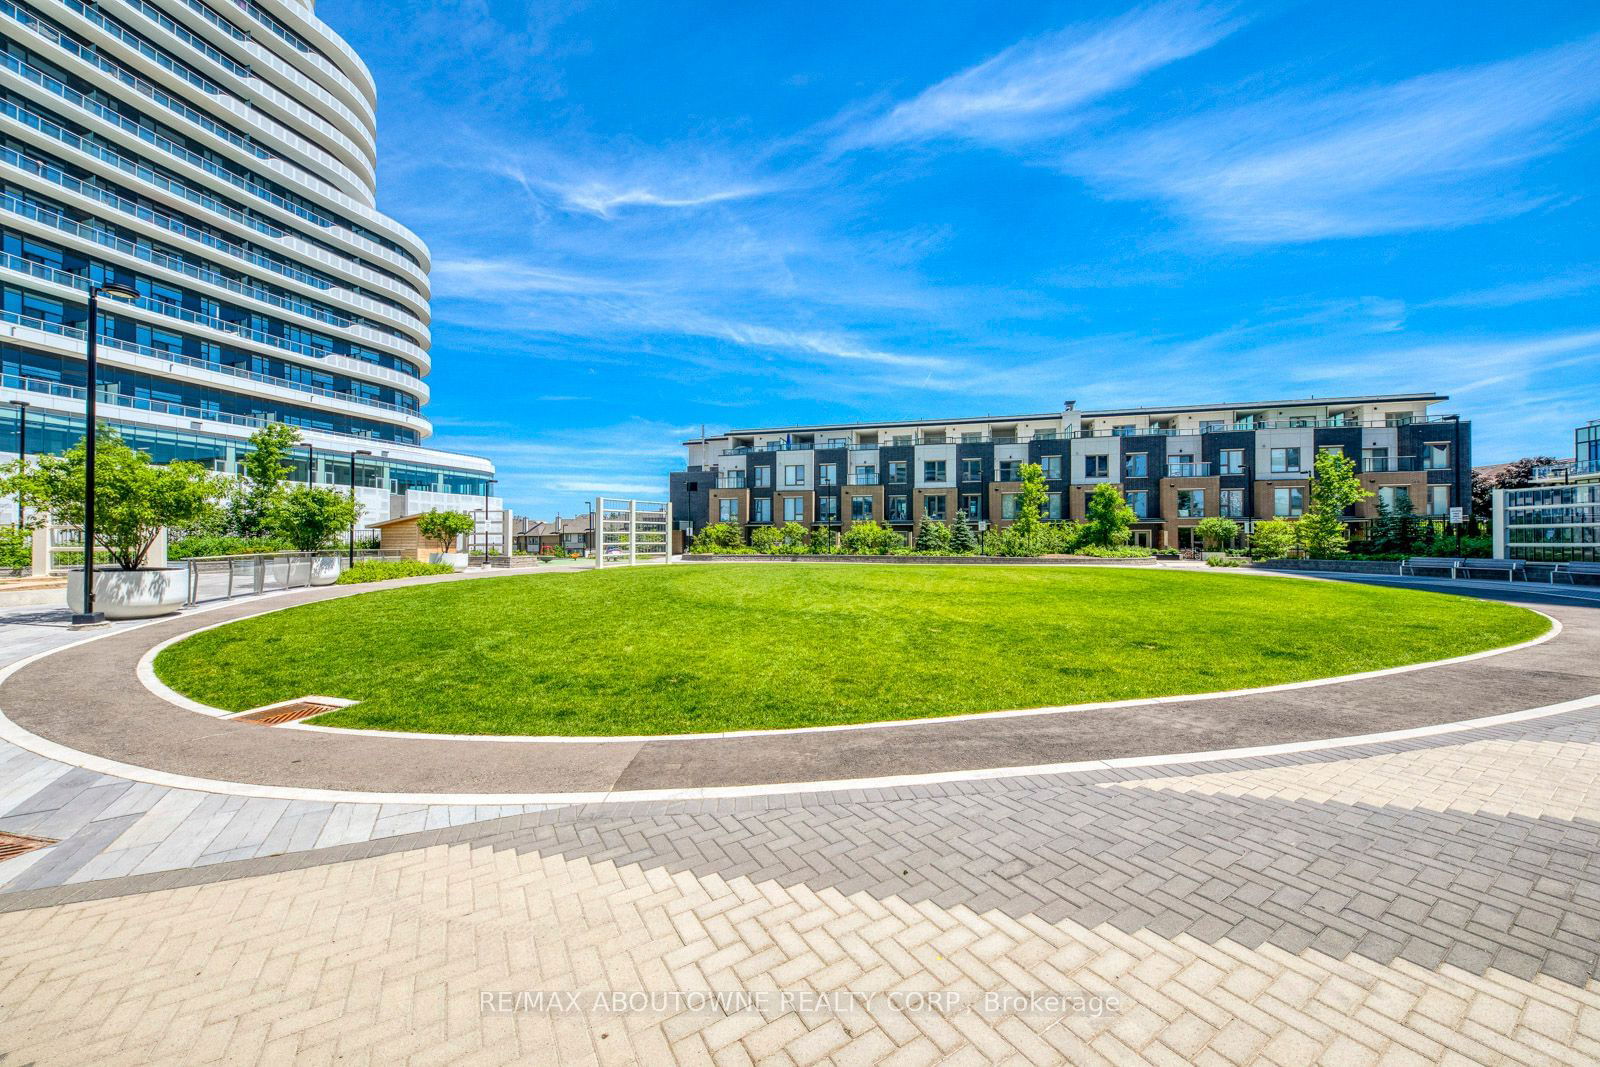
left=3, top=709, right=1600, bottom=1064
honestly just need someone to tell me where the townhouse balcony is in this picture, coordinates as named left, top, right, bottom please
left=1358, top=457, right=1456, bottom=473
left=846, top=475, right=880, bottom=486
left=716, top=476, right=746, bottom=489
left=1165, top=462, right=1213, bottom=477
left=1072, top=414, right=1459, bottom=438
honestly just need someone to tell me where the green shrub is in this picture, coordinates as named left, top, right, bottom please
left=807, top=526, right=836, bottom=554
left=1038, top=520, right=1084, bottom=554
left=748, top=526, right=782, bottom=553
left=1, top=526, right=31, bottom=570
left=1206, top=555, right=1248, bottom=567
left=841, top=520, right=903, bottom=555
left=169, top=535, right=294, bottom=559
left=1076, top=545, right=1154, bottom=558
left=1249, top=519, right=1299, bottom=560
left=777, top=521, right=809, bottom=553
left=335, top=560, right=456, bottom=584
left=688, top=523, right=749, bottom=554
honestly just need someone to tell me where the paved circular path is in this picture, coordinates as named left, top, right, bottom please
left=1, top=566, right=1596, bottom=797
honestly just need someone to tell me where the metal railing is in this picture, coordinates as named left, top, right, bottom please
left=1166, top=462, right=1213, bottom=477
left=182, top=549, right=398, bottom=604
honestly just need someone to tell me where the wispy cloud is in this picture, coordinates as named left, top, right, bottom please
left=842, top=2, right=1239, bottom=148
left=1069, top=34, right=1600, bottom=241
left=1423, top=269, right=1600, bottom=309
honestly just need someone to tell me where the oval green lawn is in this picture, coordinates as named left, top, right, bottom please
left=153, top=565, right=1550, bottom=736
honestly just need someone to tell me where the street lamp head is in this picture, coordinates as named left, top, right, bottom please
left=95, top=282, right=141, bottom=302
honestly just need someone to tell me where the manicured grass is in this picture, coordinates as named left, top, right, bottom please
left=153, top=565, right=1549, bottom=736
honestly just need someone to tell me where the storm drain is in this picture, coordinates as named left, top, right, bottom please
left=235, top=701, right=341, bottom=726
left=0, top=831, right=58, bottom=862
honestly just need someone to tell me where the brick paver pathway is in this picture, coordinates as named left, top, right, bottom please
left=4, top=704, right=1598, bottom=1064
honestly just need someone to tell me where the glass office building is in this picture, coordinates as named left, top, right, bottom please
left=1495, top=420, right=1600, bottom=562
left=0, top=0, right=496, bottom=527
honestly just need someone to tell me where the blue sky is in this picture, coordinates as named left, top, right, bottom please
left=318, top=0, right=1600, bottom=517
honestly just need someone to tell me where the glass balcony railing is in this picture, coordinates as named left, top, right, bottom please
left=1, top=311, right=423, bottom=416
left=0, top=370, right=418, bottom=443
left=1165, top=462, right=1213, bottom=477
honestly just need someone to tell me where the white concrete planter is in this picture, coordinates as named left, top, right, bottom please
left=430, top=552, right=469, bottom=571
left=310, top=555, right=341, bottom=586
left=64, top=566, right=187, bottom=619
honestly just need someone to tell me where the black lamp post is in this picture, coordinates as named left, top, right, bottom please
left=347, top=448, right=371, bottom=567
left=306, top=442, right=316, bottom=486
left=73, top=281, right=141, bottom=626
left=13, top=401, right=27, bottom=529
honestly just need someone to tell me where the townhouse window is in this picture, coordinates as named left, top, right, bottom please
left=1379, top=485, right=1410, bottom=511
left=752, top=498, right=772, bottom=523
left=997, top=460, right=1021, bottom=481
left=1045, top=493, right=1062, bottom=520
left=924, top=496, right=947, bottom=520
left=1428, top=485, right=1450, bottom=516
left=1127, top=490, right=1149, bottom=519
left=1034, top=430, right=1058, bottom=441
left=1113, top=425, right=1135, bottom=437
left=752, top=466, right=772, bottom=487
left=961, top=457, right=983, bottom=481
left=1040, top=455, right=1061, bottom=480
left=923, top=460, right=947, bottom=483
left=1423, top=443, right=1450, bottom=470
left=718, top=499, right=739, bottom=522
left=961, top=494, right=980, bottom=519
left=1235, top=416, right=1258, bottom=430
left=1169, top=453, right=1199, bottom=477
left=817, top=463, right=837, bottom=486
left=1001, top=494, right=1020, bottom=520
left=719, top=471, right=746, bottom=488
left=1274, top=487, right=1305, bottom=517
left=1083, top=454, right=1109, bottom=478
left=1177, top=490, right=1205, bottom=518
left=1219, top=449, right=1244, bottom=475
left=817, top=497, right=839, bottom=522
left=1270, top=448, right=1301, bottom=474
left=1199, top=420, right=1224, bottom=433
left=888, top=496, right=909, bottom=521
left=851, top=496, right=873, bottom=521
left=783, top=465, right=804, bottom=486
left=1319, top=445, right=1344, bottom=457
left=1124, top=453, right=1148, bottom=479
left=1219, top=489, right=1244, bottom=518
left=888, top=461, right=908, bottom=483
left=852, top=465, right=876, bottom=485
left=783, top=497, right=805, bottom=522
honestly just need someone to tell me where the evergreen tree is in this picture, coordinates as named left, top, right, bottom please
left=1394, top=492, right=1421, bottom=552
left=949, top=510, right=977, bottom=554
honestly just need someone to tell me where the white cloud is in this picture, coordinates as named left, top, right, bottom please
left=844, top=2, right=1238, bottom=148
left=1424, top=270, right=1600, bottom=309
left=1068, top=35, right=1600, bottom=242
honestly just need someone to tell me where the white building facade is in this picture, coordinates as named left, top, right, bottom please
left=0, top=0, right=497, bottom=530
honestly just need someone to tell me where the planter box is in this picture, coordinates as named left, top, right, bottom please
left=64, top=566, right=187, bottom=619
left=430, top=552, right=469, bottom=572
left=310, top=555, right=341, bottom=586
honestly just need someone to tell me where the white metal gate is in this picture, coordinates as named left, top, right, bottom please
left=594, top=497, right=672, bottom=567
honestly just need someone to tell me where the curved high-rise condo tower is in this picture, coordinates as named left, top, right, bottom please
left=0, top=0, right=496, bottom=529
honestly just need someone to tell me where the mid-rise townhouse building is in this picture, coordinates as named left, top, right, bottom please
left=0, top=0, right=496, bottom=532
left=670, top=393, right=1471, bottom=551
left=1494, top=419, right=1600, bottom=563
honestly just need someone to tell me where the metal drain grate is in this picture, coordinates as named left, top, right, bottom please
left=236, top=701, right=339, bottom=725
left=0, top=831, right=58, bottom=862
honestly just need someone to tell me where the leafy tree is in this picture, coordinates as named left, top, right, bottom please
left=915, top=516, right=953, bottom=554
left=748, top=525, right=782, bottom=553
left=268, top=486, right=360, bottom=552
left=416, top=509, right=475, bottom=554
left=1083, top=483, right=1135, bottom=548
left=1194, top=516, right=1241, bottom=551
left=230, top=423, right=301, bottom=537
left=689, top=522, right=746, bottom=553
left=1298, top=450, right=1372, bottom=558
left=2, top=430, right=224, bottom=570
left=777, top=521, right=808, bottom=552
left=1249, top=519, right=1298, bottom=560
left=1012, top=463, right=1047, bottom=542
left=948, top=510, right=977, bottom=554
left=807, top=526, right=834, bottom=554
